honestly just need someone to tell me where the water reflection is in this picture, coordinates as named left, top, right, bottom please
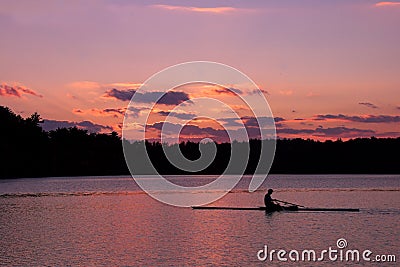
left=0, top=175, right=399, bottom=266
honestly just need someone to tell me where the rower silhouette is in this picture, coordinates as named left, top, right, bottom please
left=264, top=189, right=282, bottom=211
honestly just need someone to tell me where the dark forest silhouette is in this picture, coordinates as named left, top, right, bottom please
left=1, top=105, right=399, bottom=178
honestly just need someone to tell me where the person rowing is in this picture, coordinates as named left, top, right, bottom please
left=264, top=189, right=283, bottom=212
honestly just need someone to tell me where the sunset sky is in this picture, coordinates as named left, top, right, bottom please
left=1, top=0, right=399, bottom=141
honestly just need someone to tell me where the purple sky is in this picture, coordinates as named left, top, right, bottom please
left=1, top=0, right=399, bottom=140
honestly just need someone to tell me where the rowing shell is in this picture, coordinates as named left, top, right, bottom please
left=191, top=206, right=360, bottom=212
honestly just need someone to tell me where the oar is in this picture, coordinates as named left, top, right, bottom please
left=273, top=199, right=307, bottom=208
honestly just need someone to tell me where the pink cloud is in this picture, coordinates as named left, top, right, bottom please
left=306, top=92, right=320, bottom=97
left=375, top=2, right=400, bottom=7
left=313, top=114, right=400, bottom=123
left=41, top=119, right=113, bottom=133
left=277, top=126, right=375, bottom=139
left=0, top=82, right=42, bottom=98
left=73, top=107, right=145, bottom=118
left=66, top=93, right=78, bottom=99
left=73, top=108, right=126, bottom=118
left=213, top=87, right=243, bottom=96
left=146, top=121, right=230, bottom=143
left=103, top=88, right=191, bottom=105
left=68, top=81, right=142, bottom=90
left=151, top=5, right=239, bottom=14
left=359, top=102, right=379, bottom=109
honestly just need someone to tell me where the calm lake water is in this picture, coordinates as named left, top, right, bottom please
left=0, top=175, right=399, bottom=266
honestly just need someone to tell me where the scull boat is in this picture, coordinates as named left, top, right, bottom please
left=191, top=206, right=360, bottom=212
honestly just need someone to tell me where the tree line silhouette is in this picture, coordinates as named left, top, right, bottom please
left=1, top=105, right=399, bottom=178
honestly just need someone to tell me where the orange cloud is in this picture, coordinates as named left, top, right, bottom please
left=279, top=90, right=293, bottom=96
left=108, top=82, right=142, bottom=88
left=68, top=81, right=142, bottom=90
left=152, top=5, right=238, bottom=14
left=375, top=2, right=400, bottom=7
